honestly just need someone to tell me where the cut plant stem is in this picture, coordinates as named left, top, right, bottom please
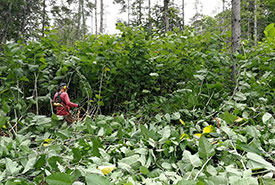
left=252, top=169, right=272, bottom=175
left=194, top=156, right=212, bottom=180
left=186, top=166, right=195, bottom=180
left=230, top=139, right=247, bottom=170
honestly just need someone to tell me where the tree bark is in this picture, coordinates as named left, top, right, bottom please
left=100, top=0, right=104, bottom=33
left=182, top=0, right=184, bottom=29
left=247, top=18, right=250, bottom=39
left=1, top=3, right=13, bottom=44
left=42, top=0, right=46, bottom=37
left=18, top=1, right=27, bottom=41
left=254, top=0, right=257, bottom=46
left=138, top=0, right=142, bottom=25
left=95, top=0, right=98, bottom=34
left=91, top=7, right=93, bottom=34
left=164, top=0, right=169, bottom=32
left=82, top=0, right=85, bottom=36
left=128, top=0, right=130, bottom=25
left=221, top=0, right=226, bottom=34
left=148, top=0, right=151, bottom=30
left=76, top=0, right=82, bottom=38
left=231, top=0, right=241, bottom=83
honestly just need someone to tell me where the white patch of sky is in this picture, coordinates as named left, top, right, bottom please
left=101, top=0, right=223, bottom=34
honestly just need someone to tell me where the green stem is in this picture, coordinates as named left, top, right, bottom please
left=194, top=156, right=212, bottom=180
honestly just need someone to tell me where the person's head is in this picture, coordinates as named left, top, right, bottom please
left=59, top=83, right=68, bottom=92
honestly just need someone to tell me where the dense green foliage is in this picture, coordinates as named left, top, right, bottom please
left=0, top=22, right=275, bottom=184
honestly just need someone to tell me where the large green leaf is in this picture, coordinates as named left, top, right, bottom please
left=204, top=176, right=227, bottom=185
left=262, top=113, right=273, bottom=124
left=5, top=158, right=21, bottom=176
left=3, top=104, right=10, bottom=114
left=233, top=92, right=247, bottom=101
left=85, top=173, right=112, bottom=185
left=237, top=140, right=263, bottom=155
left=72, top=148, right=82, bottom=163
left=0, top=170, right=6, bottom=182
left=140, top=124, right=149, bottom=139
left=140, top=166, right=149, bottom=175
left=246, top=152, right=275, bottom=171
left=159, top=125, right=171, bottom=143
left=35, top=154, right=46, bottom=169
left=46, top=172, right=73, bottom=185
left=51, top=114, right=60, bottom=126
left=92, top=137, right=103, bottom=157
left=264, top=23, right=274, bottom=33
left=228, top=176, right=258, bottom=185
left=119, top=154, right=140, bottom=166
left=177, top=179, right=197, bottom=185
left=259, top=178, right=275, bottom=185
left=182, top=150, right=202, bottom=168
left=264, top=23, right=275, bottom=38
left=220, top=126, right=236, bottom=138
left=0, top=116, right=7, bottom=128
left=48, top=156, right=63, bottom=171
left=22, top=156, right=37, bottom=174
left=85, top=116, right=94, bottom=134
left=198, top=136, right=215, bottom=160
left=244, top=126, right=260, bottom=138
left=220, top=112, right=237, bottom=124
left=269, top=27, right=275, bottom=38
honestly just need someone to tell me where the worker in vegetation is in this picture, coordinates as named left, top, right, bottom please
left=53, top=83, right=81, bottom=124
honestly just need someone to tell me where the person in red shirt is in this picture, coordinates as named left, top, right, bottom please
left=53, top=83, right=80, bottom=123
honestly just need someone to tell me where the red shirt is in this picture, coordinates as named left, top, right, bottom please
left=53, top=91, right=78, bottom=115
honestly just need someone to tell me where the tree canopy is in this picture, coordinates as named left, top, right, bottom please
left=0, top=0, right=275, bottom=184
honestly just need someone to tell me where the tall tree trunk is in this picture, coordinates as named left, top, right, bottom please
left=221, top=0, right=226, bottom=34
left=128, top=0, right=130, bottom=25
left=231, top=0, right=241, bottom=84
left=95, top=0, right=98, bottom=34
left=18, top=2, right=27, bottom=42
left=91, top=8, right=93, bottom=34
left=100, top=0, right=104, bottom=33
left=247, top=18, right=250, bottom=39
left=1, top=3, right=13, bottom=44
left=76, top=0, right=82, bottom=38
left=42, top=0, right=46, bottom=37
left=182, top=0, right=184, bottom=29
left=248, top=0, right=254, bottom=40
left=82, top=0, right=86, bottom=36
left=138, top=0, right=142, bottom=25
left=164, top=0, right=169, bottom=32
left=148, top=0, right=151, bottom=30
left=254, top=0, right=257, bottom=46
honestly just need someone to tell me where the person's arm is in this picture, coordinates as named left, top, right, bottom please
left=53, top=93, right=57, bottom=102
left=62, top=92, right=78, bottom=108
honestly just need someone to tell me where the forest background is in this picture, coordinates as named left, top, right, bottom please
left=0, top=0, right=275, bottom=185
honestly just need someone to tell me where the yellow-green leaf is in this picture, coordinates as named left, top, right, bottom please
left=98, top=165, right=115, bottom=175
left=203, top=125, right=214, bottom=134
left=235, top=117, right=244, bottom=123
left=179, top=119, right=185, bottom=126
left=44, top=138, right=51, bottom=143
left=194, top=133, right=202, bottom=138
left=104, top=67, right=110, bottom=72
left=180, top=132, right=187, bottom=140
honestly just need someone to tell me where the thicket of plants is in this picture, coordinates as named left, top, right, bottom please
left=0, top=23, right=275, bottom=184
